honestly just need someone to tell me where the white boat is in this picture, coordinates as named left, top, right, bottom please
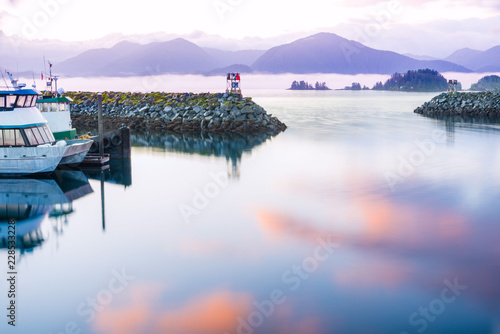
left=0, top=88, right=68, bottom=175
left=0, top=173, right=93, bottom=250
left=0, top=178, right=59, bottom=250
left=4, top=69, right=92, bottom=168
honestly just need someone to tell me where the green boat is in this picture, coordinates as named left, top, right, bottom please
left=36, top=61, right=76, bottom=140
left=36, top=96, right=77, bottom=140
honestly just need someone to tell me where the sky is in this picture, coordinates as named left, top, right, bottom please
left=0, top=0, right=500, bottom=57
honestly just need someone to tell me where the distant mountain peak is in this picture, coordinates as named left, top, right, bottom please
left=290, top=32, right=353, bottom=45
left=444, top=45, right=499, bottom=72
left=252, top=32, right=470, bottom=74
left=166, top=38, right=197, bottom=45
left=445, top=47, right=482, bottom=59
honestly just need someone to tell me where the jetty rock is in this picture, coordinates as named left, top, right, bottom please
left=68, top=92, right=287, bottom=134
left=414, top=92, right=500, bottom=118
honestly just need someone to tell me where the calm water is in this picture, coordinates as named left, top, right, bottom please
left=2, top=90, right=500, bottom=334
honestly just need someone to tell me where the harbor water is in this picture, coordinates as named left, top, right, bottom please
left=1, top=89, right=500, bottom=334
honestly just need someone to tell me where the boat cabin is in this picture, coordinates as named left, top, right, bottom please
left=0, top=89, right=38, bottom=111
left=0, top=89, right=56, bottom=147
left=36, top=96, right=72, bottom=113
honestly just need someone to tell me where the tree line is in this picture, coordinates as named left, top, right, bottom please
left=289, top=80, right=331, bottom=90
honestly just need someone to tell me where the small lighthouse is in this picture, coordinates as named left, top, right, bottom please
left=226, top=72, right=242, bottom=96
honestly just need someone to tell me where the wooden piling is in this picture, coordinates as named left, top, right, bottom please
left=98, top=93, right=104, bottom=158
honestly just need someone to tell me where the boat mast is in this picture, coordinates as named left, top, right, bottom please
left=43, top=60, right=59, bottom=97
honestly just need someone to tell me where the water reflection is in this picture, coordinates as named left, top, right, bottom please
left=0, top=171, right=93, bottom=252
left=83, top=158, right=132, bottom=187
left=6, top=91, right=500, bottom=334
left=132, top=132, right=276, bottom=178
left=417, top=114, right=500, bottom=146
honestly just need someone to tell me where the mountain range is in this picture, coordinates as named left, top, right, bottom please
left=56, top=38, right=265, bottom=77
left=251, top=33, right=470, bottom=74
left=2, top=31, right=499, bottom=77
left=444, top=46, right=500, bottom=72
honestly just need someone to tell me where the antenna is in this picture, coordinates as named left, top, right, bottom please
left=1, top=70, right=9, bottom=89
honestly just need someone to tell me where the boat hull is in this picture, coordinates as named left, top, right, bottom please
left=59, top=139, right=93, bottom=166
left=0, top=146, right=67, bottom=176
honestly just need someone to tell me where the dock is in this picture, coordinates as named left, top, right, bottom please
left=81, top=153, right=110, bottom=166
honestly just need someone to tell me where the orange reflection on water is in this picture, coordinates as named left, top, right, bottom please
left=353, top=194, right=469, bottom=247
left=93, top=287, right=253, bottom=334
left=93, top=284, right=164, bottom=334
left=257, top=190, right=468, bottom=251
left=152, top=291, right=253, bottom=334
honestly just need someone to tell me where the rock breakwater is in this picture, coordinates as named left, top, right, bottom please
left=68, top=92, right=287, bottom=134
left=414, top=92, right=500, bottom=118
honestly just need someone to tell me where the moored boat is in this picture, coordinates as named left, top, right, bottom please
left=37, top=95, right=77, bottom=140
left=0, top=88, right=67, bottom=176
left=59, top=138, right=93, bottom=166
left=36, top=61, right=77, bottom=140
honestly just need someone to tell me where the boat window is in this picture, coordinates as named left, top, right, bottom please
left=38, top=125, right=50, bottom=143
left=0, top=97, right=5, bottom=108
left=14, top=129, right=25, bottom=146
left=41, top=126, right=51, bottom=141
left=41, top=125, right=55, bottom=142
left=31, top=95, right=38, bottom=106
left=24, top=95, right=33, bottom=107
left=32, top=127, right=44, bottom=144
left=0, top=130, right=2, bottom=144
left=6, top=96, right=17, bottom=108
left=3, top=129, right=15, bottom=146
left=24, top=128, right=38, bottom=145
left=51, top=103, right=58, bottom=112
left=0, top=204, right=31, bottom=221
left=17, top=95, right=27, bottom=108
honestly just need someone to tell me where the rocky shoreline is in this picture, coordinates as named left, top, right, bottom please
left=414, top=92, right=500, bottom=118
left=68, top=92, right=287, bottom=134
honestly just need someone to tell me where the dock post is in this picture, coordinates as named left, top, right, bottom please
left=101, top=170, right=106, bottom=231
left=98, top=93, right=104, bottom=158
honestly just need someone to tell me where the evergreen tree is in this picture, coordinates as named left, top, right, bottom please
left=289, top=80, right=330, bottom=90
left=470, top=75, right=500, bottom=91
left=372, top=69, right=449, bottom=92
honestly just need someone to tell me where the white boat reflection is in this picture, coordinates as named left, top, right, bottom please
left=0, top=172, right=93, bottom=251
